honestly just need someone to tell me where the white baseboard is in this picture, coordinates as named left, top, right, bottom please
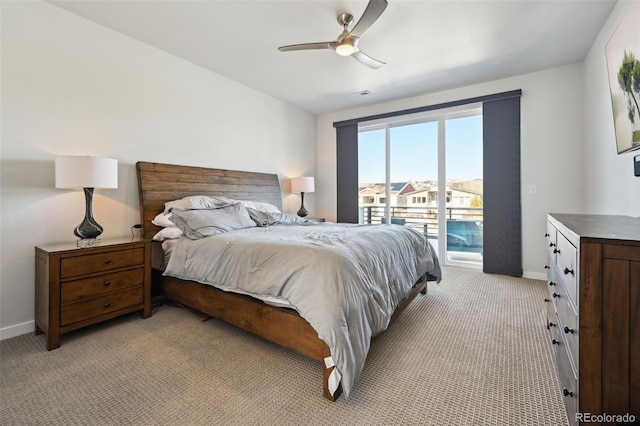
left=523, top=271, right=547, bottom=281
left=0, top=320, right=34, bottom=341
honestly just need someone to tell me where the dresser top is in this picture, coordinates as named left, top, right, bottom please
left=549, top=213, right=640, bottom=244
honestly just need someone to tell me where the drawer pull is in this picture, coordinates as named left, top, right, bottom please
left=553, top=248, right=560, bottom=254
left=104, top=281, right=111, bottom=286
left=563, top=267, right=574, bottom=276
left=544, top=265, right=549, bottom=269
left=549, top=242, right=555, bottom=248
left=544, top=233, right=549, bottom=237
left=562, top=388, right=573, bottom=397
left=544, top=298, right=550, bottom=303
left=104, top=302, right=111, bottom=308
left=104, top=259, right=112, bottom=265
left=552, top=292, right=560, bottom=298
left=563, top=326, right=575, bottom=334
left=552, top=339, right=560, bottom=345
left=549, top=322, right=556, bottom=328
left=549, top=281, right=556, bottom=286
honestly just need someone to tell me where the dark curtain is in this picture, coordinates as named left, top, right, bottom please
left=482, top=97, right=522, bottom=276
left=335, top=123, right=359, bottom=223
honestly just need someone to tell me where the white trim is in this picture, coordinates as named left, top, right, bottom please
left=1, top=320, right=34, bottom=340
left=358, top=103, right=482, bottom=131
left=523, top=271, right=547, bottom=281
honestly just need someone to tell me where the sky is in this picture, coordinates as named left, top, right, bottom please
left=358, top=115, right=483, bottom=183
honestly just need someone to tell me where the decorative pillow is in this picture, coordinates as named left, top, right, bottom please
left=152, top=227, right=183, bottom=241
left=152, top=212, right=176, bottom=228
left=246, top=208, right=273, bottom=227
left=169, top=203, right=256, bottom=239
left=239, top=200, right=281, bottom=214
left=246, top=208, right=306, bottom=227
left=163, top=195, right=237, bottom=214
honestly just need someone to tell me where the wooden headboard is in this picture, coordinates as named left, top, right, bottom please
left=136, top=162, right=283, bottom=240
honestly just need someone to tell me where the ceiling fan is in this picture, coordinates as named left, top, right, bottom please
left=277, top=0, right=388, bottom=69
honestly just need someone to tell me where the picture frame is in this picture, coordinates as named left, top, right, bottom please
left=605, top=2, right=640, bottom=155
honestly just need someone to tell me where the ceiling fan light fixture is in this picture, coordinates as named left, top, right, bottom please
left=276, top=0, right=387, bottom=68
left=336, top=38, right=357, bottom=56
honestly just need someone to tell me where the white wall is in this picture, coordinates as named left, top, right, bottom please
left=583, top=1, right=640, bottom=216
left=0, top=2, right=316, bottom=338
left=317, top=64, right=587, bottom=279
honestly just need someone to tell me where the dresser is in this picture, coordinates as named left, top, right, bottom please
left=545, top=214, right=640, bottom=425
left=35, top=238, right=152, bottom=350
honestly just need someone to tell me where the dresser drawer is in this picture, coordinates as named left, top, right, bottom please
left=546, top=222, right=558, bottom=260
left=557, top=341, right=578, bottom=426
left=61, top=268, right=144, bottom=303
left=61, top=287, right=143, bottom=326
left=556, top=292, right=578, bottom=372
left=556, top=233, right=577, bottom=305
left=61, top=248, right=144, bottom=279
left=546, top=299, right=561, bottom=353
left=546, top=261, right=560, bottom=299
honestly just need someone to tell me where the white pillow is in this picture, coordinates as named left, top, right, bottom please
left=152, top=212, right=176, bottom=228
left=152, top=227, right=184, bottom=241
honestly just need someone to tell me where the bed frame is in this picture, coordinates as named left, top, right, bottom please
left=136, top=161, right=428, bottom=401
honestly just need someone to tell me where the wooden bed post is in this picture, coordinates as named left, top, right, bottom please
left=322, top=347, right=342, bottom=401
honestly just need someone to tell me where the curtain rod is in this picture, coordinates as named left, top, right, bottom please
left=333, top=89, right=522, bottom=128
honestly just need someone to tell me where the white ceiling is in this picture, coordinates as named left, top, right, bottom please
left=49, top=0, right=617, bottom=115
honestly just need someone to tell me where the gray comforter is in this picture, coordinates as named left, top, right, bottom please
left=164, top=222, right=441, bottom=397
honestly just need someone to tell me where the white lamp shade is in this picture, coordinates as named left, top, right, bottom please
left=291, top=176, right=315, bottom=193
left=55, top=156, right=118, bottom=189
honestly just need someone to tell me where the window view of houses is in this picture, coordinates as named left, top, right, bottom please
left=359, top=178, right=484, bottom=263
left=358, top=112, right=483, bottom=264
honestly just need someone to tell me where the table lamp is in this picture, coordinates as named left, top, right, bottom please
left=55, top=156, right=118, bottom=246
left=290, top=176, right=315, bottom=217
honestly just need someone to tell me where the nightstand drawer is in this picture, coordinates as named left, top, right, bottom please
left=61, top=248, right=144, bottom=278
left=61, top=286, right=143, bottom=326
left=62, top=268, right=144, bottom=303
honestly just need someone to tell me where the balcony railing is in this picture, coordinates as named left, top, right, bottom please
left=360, top=205, right=484, bottom=255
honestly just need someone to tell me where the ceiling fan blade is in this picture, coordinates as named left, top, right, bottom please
left=348, top=0, right=388, bottom=39
left=351, top=50, right=385, bottom=69
left=278, top=42, right=336, bottom=52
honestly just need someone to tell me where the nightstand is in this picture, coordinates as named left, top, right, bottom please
left=35, top=237, right=152, bottom=350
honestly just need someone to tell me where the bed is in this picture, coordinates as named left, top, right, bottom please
left=136, top=161, right=441, bottom=401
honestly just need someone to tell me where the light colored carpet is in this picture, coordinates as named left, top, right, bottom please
left=0, top=266, right=568, bottom=425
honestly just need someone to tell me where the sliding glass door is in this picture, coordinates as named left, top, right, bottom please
left=358, top=105, right=483, bottom=267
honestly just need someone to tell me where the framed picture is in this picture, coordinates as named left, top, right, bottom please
left=605, top=2, right=640, bottom=154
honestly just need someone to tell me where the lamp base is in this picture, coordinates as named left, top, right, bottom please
left=297, top=192, right=309, bottom=217
left=296, top=206, right=308, bottom=217
left=77, top=238, right=102, bottom=248
left=73, top=187, right=104, bottom=241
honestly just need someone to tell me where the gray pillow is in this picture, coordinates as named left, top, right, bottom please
left=164, top=195, right=236, bottom=213
left=169, top=203, right=256, bottom=239
left=246, top=208, right=306, bottom=227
